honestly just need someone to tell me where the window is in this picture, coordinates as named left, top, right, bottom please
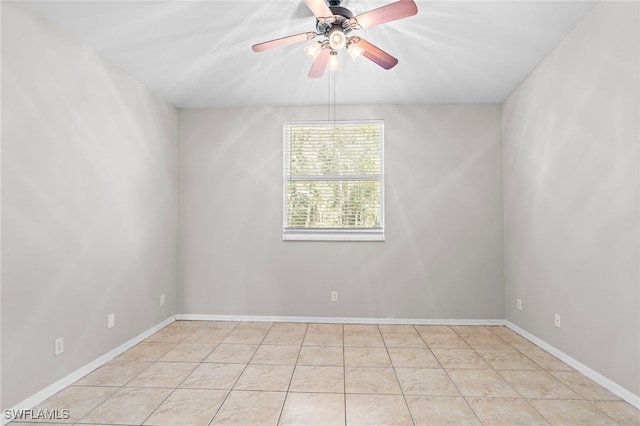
left=283, top=120, right=384, bottom=241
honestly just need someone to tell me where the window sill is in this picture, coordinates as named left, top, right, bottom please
left=283, top=231, right=385, bottom=242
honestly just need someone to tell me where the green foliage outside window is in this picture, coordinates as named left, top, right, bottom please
left=284, top=123, right=383, bottom=230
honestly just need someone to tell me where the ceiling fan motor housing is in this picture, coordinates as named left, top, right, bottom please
left=328, top=6, right=353, bottom=19
left=316, top=5, right=354, bottom=37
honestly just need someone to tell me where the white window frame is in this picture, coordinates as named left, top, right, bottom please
left=283, top=120, right=385, bottom=242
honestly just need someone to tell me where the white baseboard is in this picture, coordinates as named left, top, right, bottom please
left=176, top=314, right=506, bottom=326
left=505, top=321, right=640, bottom=410
left=2, top=316, right=176, bottom=426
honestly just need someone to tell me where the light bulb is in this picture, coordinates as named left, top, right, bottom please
left=328, top=51, right=340, bottom=71
left=304, top=42, right=322, bottom=61
left=347, top=42, right=364, bottom=61
left=328, top=28, right=347, bottom=50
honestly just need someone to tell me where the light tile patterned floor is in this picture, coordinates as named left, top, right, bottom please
left=10, top=321, right=640, bottom=425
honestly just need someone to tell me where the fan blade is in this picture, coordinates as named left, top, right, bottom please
left=353, top=0, right=417, bottom=29
left=252, top=32, right=316, bottom=52
left=357, top=38, right=399, bottom=70
left=305, top=0, right=333, bottom=19
left=309, top=48, right=330, bottom=78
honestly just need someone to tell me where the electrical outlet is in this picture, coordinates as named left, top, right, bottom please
left=554, top=314, right=561, bottom=328
left=108, top=313, right=115, bottom=329
left=160, top=294, right=165, bottom=306
left=331, top=291, right=338, bottom=302
left=516, top=299, right=522, bottom=311
left=54, top=338, right=64, bottom=356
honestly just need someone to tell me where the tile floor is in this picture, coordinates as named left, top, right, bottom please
left=11, top=321, right=640, bottom=425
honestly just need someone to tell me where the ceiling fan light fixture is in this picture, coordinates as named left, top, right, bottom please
left=347, top=41, right=364, bottom=61
left=328, top=27, right=347, bottom=50
left=304, top=42, right=323, bottom=60
left=328, top=50, right=340, bottom=71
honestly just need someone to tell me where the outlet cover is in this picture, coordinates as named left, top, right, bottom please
left=517, top=299, right=522, bottom=311
left=331, top=291, right=338, bottom=302
left=54, top=338, right=64, bottom=356
left=108, top=313, right=115, bottom=329
left=160, top=294, right=165, bottom=306
left=554, top=314, right=561, bottom=328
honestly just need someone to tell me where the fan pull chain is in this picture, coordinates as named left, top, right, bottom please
left=333, top=71, right=337, bottom=125
left=327, top=70, right=337, bottom=125
left=328, top=70, right=331, bottom=121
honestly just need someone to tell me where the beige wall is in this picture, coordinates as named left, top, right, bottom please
left=178, top=104, right=504, bottom=320
left=503, top=1, right=639, bottom=395
left=1, top=2, right=179, bottom=407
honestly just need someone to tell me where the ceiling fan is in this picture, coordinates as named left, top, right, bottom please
left=252, top=0, right=418, bottom=78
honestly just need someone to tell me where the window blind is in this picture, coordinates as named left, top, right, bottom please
left=283, top=120, right=384, bottom=241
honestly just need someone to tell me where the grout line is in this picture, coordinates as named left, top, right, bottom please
left=275, top=322, right=308, bottom=426
left=486, top=329, right=553, bottom=425
left=381, top=324, right=416, bottom=425
left=427, top=326, right=484, bottom=425
left=206, top=320, right=261, bottom=425
left=198, top=323, right=239, bottom=425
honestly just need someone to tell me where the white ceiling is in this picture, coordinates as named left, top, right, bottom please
left=23, top=0, right=597, bottom=108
